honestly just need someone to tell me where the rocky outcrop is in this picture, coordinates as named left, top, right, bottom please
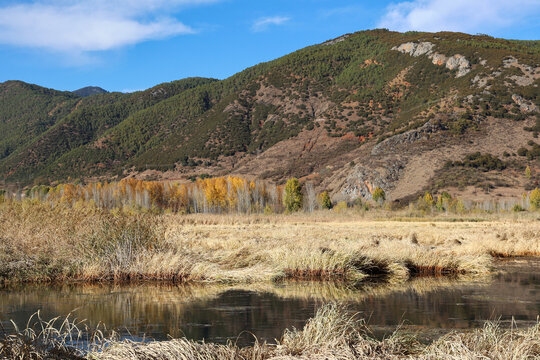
left=413, top=42, right=435, bottom=57
left=444, top=55, right=471, bottom=77
left=323, top=34, right=350, bottom=46
left=431, top=53, right=447, bottom=66
left=392, top=42, right=434, bottom=57
left=503, top=56, right=540, bottom=86
left=512, top=94, right=538, bottom=113
left=371, top=120, right=446, bottom=156
left=338, top=162, right=404, bottom=201
left=393, top=42, right=471, bottom=77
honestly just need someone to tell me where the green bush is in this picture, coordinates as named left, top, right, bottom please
left=446, top=153, right=506, bottom=172
left=450, top=116, right=478, bottom=135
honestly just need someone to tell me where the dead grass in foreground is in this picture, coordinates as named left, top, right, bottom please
left=1, top=201, right=539, bottom=284
left=1, top=304, right=539, bottom=360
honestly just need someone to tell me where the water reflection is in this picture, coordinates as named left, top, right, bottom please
left=0, top=259, right=538, bottom=345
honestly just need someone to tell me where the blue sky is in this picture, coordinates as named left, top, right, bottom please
left=0, top=0, right=539, bottom=92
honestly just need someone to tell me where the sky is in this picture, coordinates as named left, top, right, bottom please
left=0, top=0, right=539, bottom=92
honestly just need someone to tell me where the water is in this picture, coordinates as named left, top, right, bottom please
left=1, top=259, right=539, bottom=345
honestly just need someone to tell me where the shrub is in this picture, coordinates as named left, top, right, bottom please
left=512, top=204, right=526, bottom=212
left=372, top=187, right=386, bottom=204
left=263, top=204, right=274, bottom=215
left=352, top=197, right=364, bottom=209
left=283, top=178, right=303, bottom=212
left=450, top=115, right=478, bottom=135
left=461, top=153, right=506, bottom=171
left=333, top=201, right=348, bottom=213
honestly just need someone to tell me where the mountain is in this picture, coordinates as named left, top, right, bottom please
left=73, top=86, right=109, bottom=97
left=0, top=29, right=538, bottom=203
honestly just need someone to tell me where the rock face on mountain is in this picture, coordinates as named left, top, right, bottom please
left=0, top=30, right=538, bottom=203
left=392, top=41, right=435, bottom=57
left=371, top=120, right=447, bottom=156
left=393, top=41, right=471, bottom=77
left=512, top=94, right=538, bottom=113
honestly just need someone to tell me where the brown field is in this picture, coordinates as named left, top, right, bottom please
left=1, top=199, right=539, bottom=284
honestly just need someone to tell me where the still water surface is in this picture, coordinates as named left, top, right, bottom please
left=1, top=259, right=539, bottom=345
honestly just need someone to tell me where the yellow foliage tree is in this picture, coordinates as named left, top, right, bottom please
left=530, top=188, right=540, bottom=210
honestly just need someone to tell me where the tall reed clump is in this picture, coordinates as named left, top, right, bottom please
left=0, top=199, right=95, bottom=284
left=272, top=303, right=422, bottom=359
left=0, top=200, right=174, bottom=284
left=0, top=311, right=109, bottom=360
left=273, top=249, right=407, bottom=283
left=79, top=214, right=168, bottom=281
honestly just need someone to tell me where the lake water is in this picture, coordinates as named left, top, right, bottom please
left=1, top=259, right=539, bottom=345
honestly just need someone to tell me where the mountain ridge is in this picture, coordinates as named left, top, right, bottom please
left=0, top=29, right=538, bottom=203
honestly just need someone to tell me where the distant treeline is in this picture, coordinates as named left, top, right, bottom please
left=1, top=177, right=539, bottom=215
left=0, top=177, right=329, bottom=214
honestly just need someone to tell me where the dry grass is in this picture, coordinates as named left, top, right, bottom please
left=2, top=304, right=539, bottom=360
left=1, top=200, right=539, bottom=285
left=0, top=311, right=107, bottom=360
left=423, top=320, right=540, bottom=360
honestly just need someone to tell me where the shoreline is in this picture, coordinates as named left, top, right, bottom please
left=2, top=304, right=539, bottom=359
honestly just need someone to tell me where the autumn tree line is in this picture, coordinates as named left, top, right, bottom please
left=1, top=176, right=539, bottom=214
left=0, top=177, right=342, bottom=214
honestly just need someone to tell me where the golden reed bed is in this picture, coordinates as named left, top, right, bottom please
left=1, top=200, right=539, bottom=285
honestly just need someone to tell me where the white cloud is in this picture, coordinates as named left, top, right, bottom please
left=378, top=0, right=539, bottom=34
left=252, top=16, right=290, bottom=32
left=0, top=0, right=219, bottom=56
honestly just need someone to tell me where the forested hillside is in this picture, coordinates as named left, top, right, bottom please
left=73, top=86, right=109, bottom=97
left=0, top=29, right=538, bottom=202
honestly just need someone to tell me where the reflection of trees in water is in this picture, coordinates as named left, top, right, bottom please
left=0, top=263, right=539, bottom=344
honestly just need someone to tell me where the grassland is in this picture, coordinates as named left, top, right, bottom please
left=1, top=199, right=539, bottom=285
left=2, top=304, right=539, bottom=359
